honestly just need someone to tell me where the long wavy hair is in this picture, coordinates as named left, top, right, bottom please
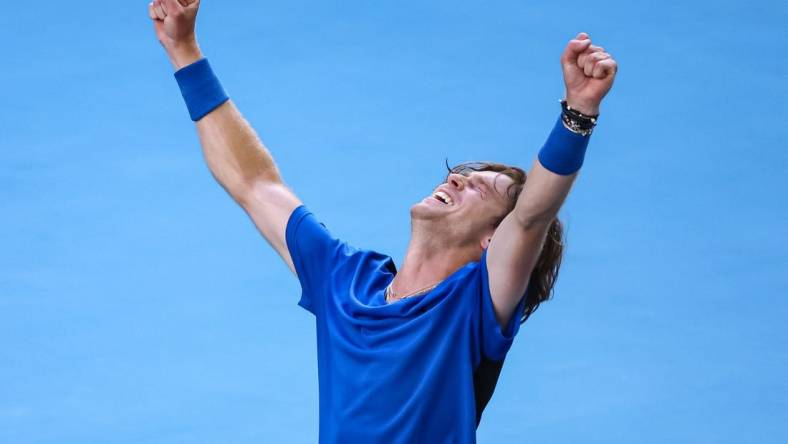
left=445, top=160, right=565, bottom=324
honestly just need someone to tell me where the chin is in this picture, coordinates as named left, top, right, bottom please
left=410, top=200, right=444, bottom=221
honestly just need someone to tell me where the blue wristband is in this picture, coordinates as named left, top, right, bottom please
left=174, top=58, right=229, bottom=121
left=537, top=114, right=591, bottom=175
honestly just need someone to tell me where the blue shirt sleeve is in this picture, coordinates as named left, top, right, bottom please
left=285, top=205, right=349, bottom=316
left=474, top=248, right=528, bottom=362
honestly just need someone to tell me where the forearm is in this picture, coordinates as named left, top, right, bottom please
left=195, top=100, right=284, bottom=202
left=514, top=116, right=589, bottom=226
left=515, top=160, right=576, bottom=227
left=167, top=45, right=283, bottom=202
left=150, top=0, right=298, bottom=260
left=512, top=30, right=618, bottom=226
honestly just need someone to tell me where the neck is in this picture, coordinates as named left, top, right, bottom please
left=390, top=230, right=482, bottom=300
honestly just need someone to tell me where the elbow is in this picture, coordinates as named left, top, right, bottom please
left=232, top=176, right=285, bottom=209
left=204, top=168, right=250, bottom=206
left=229, top=183, right=255, bottom=208
left=213, top=169, right=283, bottom=208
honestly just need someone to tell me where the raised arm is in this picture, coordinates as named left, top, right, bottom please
left=149, top=0, right=302, bottom=274
left=486, top=33, right=618, bottom=328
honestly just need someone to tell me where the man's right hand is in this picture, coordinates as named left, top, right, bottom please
left=148, top=0, right=203, bottom=70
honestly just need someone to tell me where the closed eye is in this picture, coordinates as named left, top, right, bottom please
left=470, top=179, right=488, bottom=199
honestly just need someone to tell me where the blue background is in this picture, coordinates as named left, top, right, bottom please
left=1, top=1, right=786, bottom=442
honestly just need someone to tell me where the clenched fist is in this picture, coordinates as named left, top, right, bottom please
left=561, top=33, right=618, bottom=116
left=148, top=0, right=203, bottom=69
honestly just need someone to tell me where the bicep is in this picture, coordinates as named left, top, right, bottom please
left=486, top=211, right=551, bottom=329
left=239, top=181, right=303, bottom=275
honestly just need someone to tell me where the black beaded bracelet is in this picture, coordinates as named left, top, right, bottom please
left=560, top=99, right=598, bottom=136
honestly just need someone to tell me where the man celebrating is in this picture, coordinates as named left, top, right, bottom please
left=149, top=1, right=617, bottom=442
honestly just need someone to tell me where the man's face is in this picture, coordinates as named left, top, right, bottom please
left=411, top=170, right=516, bottom=246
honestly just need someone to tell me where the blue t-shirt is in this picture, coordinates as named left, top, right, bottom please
left=286, top=205, right=527, bottom=444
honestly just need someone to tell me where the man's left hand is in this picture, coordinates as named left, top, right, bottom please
left=560, top=32, right=618, bottom=116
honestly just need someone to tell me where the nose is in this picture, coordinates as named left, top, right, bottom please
left=448, top=173, right=465, bottom=191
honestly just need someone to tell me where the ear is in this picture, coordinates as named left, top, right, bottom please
left=480, top=236, right=492, bottom=250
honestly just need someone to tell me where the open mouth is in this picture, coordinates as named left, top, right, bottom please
left=432, top=191, right=453, bottom=205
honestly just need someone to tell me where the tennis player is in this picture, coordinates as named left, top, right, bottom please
left=149, top=1, right=617, bottom=442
